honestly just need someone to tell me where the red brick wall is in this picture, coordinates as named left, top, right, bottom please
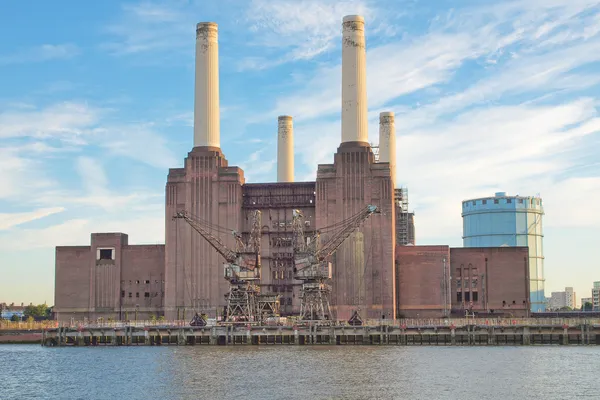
left=164, top=147, right=244, bottom=319
left=396, top=246, right=450, bottom=318
left=316, top=142, right=396, bottom=321
left=450, top=247, right=530, bottom=317
left=55, top=246, right=92, bottom=318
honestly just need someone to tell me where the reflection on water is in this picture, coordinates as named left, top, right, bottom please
left=1, top=345, right=599, bottom=400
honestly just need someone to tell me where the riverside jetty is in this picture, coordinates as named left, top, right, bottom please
left=41, top=318, right=600, bottom=347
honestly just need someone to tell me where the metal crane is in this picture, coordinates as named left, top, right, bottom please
left=292, top=205, right=379, bottom=321
left=174, top=210, right=278, bottom=324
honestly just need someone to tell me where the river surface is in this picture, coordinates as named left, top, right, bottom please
left=1, top=345, right=598, bottom=399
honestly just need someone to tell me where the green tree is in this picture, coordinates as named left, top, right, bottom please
left=11, top=314, right=21, bottom=322
left=24, top=304, right=51, bottom=320
left=558, top=306, right=573, bottom=311
left=583, top=302, right=593, bottom=311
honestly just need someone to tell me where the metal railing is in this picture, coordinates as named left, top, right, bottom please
left=4, top=317, right=599, bottom=331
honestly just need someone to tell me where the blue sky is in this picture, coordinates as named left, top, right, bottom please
left=1, top=0, right=599, bottom=306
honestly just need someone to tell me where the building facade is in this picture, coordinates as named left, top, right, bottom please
left=580, top=297, right=592, bottom=310
left=396, top=246, right=530, bottom=318
left=54, top=233, right=165, bottom=322
left=593, top=282, right=600, bottom=311
left=548, top=287, right=576, bottom=310
left=462, top=192, right=545, bottom=312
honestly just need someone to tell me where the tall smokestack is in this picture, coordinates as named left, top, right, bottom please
left=193, top=22, right=220, bottom=148
left=277, top=116, right=294, bottom=182
left=379, top=112, right=396, bottom=188
left=341, top=15, right=368, bottom=144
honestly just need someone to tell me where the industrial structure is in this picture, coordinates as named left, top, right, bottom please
left=462, top=192, right=545, bottom=312
left=54, top=15, right=533, bottom=323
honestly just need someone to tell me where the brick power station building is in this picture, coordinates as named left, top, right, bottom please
left=54, top=16, right=530, bottom=323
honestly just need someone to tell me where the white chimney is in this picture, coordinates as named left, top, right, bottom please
left=341, top=15, right=368, bottom=144
left=379, top=112, right=396, bottom=188
left=277, top=116, right=294, bottom=182
left=193, top=22, right=220, bottom=148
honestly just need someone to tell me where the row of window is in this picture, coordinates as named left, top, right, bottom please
left=456, top=278, right=478, bottom=289
left=272, top=270, right=294, bottom=280
left=465, top=198, right=541, bottom=207
left=121, top=291, right=164, bottom=298
left=457, top=292, right=478, bottom=302
left=272, top=252, right=294, bottom=259
left=120, top=280, right=164, bottom=285
left=271, top=220, right=311, bottom=228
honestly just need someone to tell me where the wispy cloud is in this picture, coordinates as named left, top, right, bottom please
left=242, top=0, right=379, bottom=68
left=0, top=101, right=178, bottom=169
left=0, top=207, right=65, bottom=231
left=0, top=44, right=79, bottom=65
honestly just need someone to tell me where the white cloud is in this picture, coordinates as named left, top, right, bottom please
left=243, top=0, right=378, bottom=67
left=0, top=102, right=178, bottom=169
left=0, top=102, right=99, bottom=140
left=0, top=207, right=65, bottom=230
left=0, top=44, right=79, bottom=65
left=0, top=213, right=165, bottom=251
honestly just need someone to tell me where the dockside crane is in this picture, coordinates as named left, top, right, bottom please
left=292, top=205, right=379, bottom=322
left=174, top=210, right=279, bottom=324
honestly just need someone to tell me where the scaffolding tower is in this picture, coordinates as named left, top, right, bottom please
left=395, top=187, right=414, bottom=246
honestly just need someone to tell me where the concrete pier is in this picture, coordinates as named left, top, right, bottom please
left=42, top=320, right=600, bottom=347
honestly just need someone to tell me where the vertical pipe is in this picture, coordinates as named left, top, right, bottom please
left=277, top=116, right=294, bottom=182
left=378, top=111, right=396, bottom=188
left=341, top=15, right=368, bottom=144
left=194, top=22, right=220, bottom=148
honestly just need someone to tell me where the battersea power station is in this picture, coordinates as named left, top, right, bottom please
left=54, top=16, right=531, bottom=323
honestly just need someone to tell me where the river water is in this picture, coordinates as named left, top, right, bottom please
left=1, top=345, right=598, bottom=399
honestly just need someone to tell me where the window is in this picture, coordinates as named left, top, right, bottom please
left=506, top=198, right=512, bottom=204
left=136, top=292, right=140, bottom=298
left=145, top=280, right=150, bottom=284
left=121, top=291, right=125, bottom=298
left=471, top=278, right=478, bottom=289
left=99, top=249, right=113, bottom=260
left=518, top=199, right=523, bottom=204
left=494, top=199, right=499, bottom=204
left=144, top=292, right=150, bottom=298
left=457, top=292, right=462, bottom=302
left=472, top=201, right=476, bottom=206
left=465, top=292, right=471, bottom=301
left=456, top=279, right=462, bottom=289
left=155, top=280, right=159, bottom=283
left=272, top=270, right=277, bottom=280
left=473, top=292, right=478, bottom=302
left=288, top=271, right=292, bottom=279
left=136, top=280, right=140, bottom=284
left=128, top=292, right=132, bottom=298
left=482, top=200, right=487, bottom=205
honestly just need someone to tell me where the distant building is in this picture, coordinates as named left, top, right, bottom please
left=592, top=282, right=600, bottom=311
left=462, top=192, right=545, bottom=312
left=396, top=246, right=530, bottom=318
left=548, top=287, right=576, bottom=310
left=580, top=297, right=592, bottom=310
left=0, top=302, right=27, bottom=320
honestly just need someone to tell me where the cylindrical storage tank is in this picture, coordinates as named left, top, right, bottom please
left=461, top=192, right=545, bottom=312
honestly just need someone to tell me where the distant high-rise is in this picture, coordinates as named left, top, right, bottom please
left=592, top=282, right=600, bottom=311
left=462, top=192, right=545, bottom=312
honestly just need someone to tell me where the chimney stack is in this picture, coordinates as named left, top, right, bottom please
left=277, top=116, right=294, bottom=182
left=341, top=15, right=368, bottom=144
left=193, top=22, right=220, bottom=148
left=379, top=112, right=396, bottom=188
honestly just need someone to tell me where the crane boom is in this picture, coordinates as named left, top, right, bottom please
left=173, top=211, right=238, bottom=263
left=317, top=205, right=378, bottom=260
